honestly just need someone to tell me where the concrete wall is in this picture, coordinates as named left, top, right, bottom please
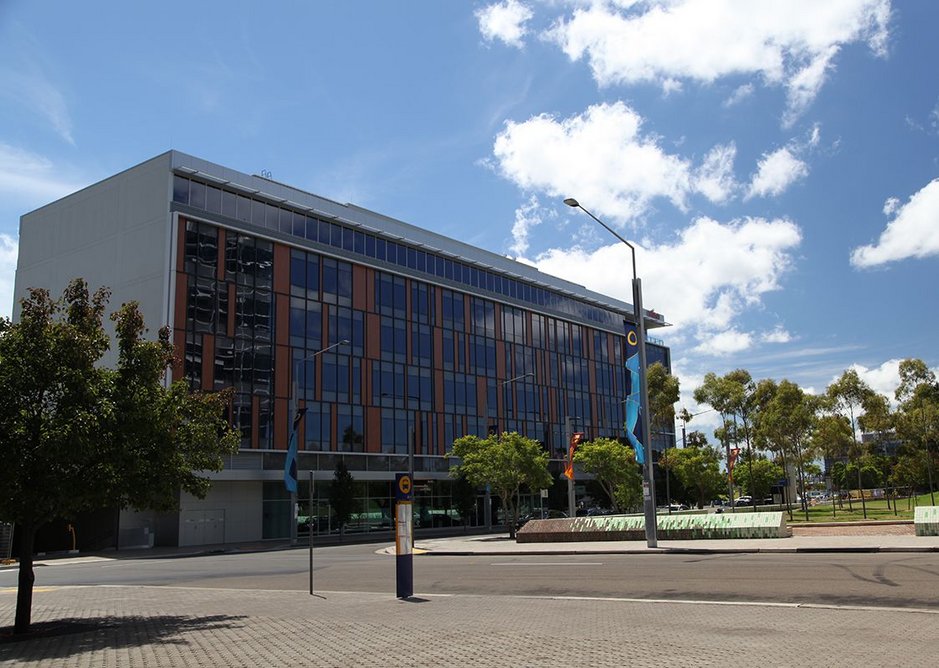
left=14, top=152, right=174, bottom=366
left=179, top=481, right=263, bottom=546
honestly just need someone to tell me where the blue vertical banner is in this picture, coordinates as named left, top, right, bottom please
left=623, top=322, right=645, bottom=465
left=284, top=407, right=307, bottom=493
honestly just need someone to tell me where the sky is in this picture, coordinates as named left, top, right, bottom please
left=1, top=0, right=938, bottom=433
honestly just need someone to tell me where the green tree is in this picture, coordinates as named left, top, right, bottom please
left=693, top=373, right=737, bottom=503
left=573, top=438, right=641, bottom=512
left=756, top=380, right=819, bottom=520
left=732, top=456, right=784, bottom=502
left=811, top=413, right=854, bottom=515
left=659, top=444, right=725, bottom=509
left=0, top=281, right=238, bottom=634
left=893, top=358, right=938, bottom=504
left=448, top=432, right=551, bottom=539
left=450, top=473, right=478, bottom=532
left=329, top=459, right=358, bottom=539
left=647, top=362, right=680, bottom=437
left=827, top=369, right=878, bottom=517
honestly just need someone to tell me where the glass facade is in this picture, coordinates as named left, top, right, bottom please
left=175, top=173, right=672, bottom=538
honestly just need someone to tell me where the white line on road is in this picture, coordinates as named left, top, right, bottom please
left=490, top=562, right=604, bottom=567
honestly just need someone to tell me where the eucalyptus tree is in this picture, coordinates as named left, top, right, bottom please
left=693, top=373, right=736, bottom=505
left=811, top=413, right=854, bottom=516
left=827, top=370, right=878, bottom=518
left=647, top=362, right=680, bottom=509
left=893, top=358, right=938, bottom=504
left=723, top=370, right=759, bottom=510
left=659, top=442, right=725, bottom=509
left=756, top=380, right=820, bottom=520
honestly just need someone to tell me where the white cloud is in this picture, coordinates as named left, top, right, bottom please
left=0, top=143, right=86, bottom=203
left=694, top=328, right=752, bottom=356
left=492, top=101, right=731, bottom=224
left=509, top=194, right=545, bottom=256
left=694, top=143, right=737, bottom=204
left=0, top=68, right=74, bottom=145
left=547, top=0, right=890, bottom=123
left=530, top=215, right=802, bottom=351
left=0, top=233, right=17, bottom=320
left=845, top=359, right=902, bottom=401
left=476, top=1, right=534, bottom=48
left=851, top=178, right=939, bottom=268
left=746, top=146, right=808, bottom=199
left=761, top=326, right=792, bottom=344
left=723, top=83, right=754, bottom=108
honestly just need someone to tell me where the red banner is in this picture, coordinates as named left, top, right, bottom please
left=563, top=432, right=585, bottom=480
left=728, top=448, right=741, bottom=483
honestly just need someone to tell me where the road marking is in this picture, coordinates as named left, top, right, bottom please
left=490, top=562, right=604, bottom=567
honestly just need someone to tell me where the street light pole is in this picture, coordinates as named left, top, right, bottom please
left=290, top=338, right=349, bottom=546
left=496, top=372, right=534, bottom=530
left=564, top=198, right=657, bottom=548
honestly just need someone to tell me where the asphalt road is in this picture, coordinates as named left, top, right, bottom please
left=4, top=544, right=939, bottom=610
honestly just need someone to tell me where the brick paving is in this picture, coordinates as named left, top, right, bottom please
left=791, top=523, right=915, bottom=536
left=2, top=585, right=938, bottom=667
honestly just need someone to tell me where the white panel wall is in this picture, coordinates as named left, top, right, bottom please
left=14, top=152, right=174, bottom=366
left=179, top=481, right=263, bottom=545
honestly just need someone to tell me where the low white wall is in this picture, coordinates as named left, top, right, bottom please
left=179, top=481, right=263, bottom=545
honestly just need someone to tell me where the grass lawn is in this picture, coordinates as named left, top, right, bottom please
left=778, top=492, right=937, bottom=523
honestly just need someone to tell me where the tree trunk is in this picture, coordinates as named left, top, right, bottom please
left=15, top=521, right=36, bottom=635
left=857, top=464, right=868, bottom=519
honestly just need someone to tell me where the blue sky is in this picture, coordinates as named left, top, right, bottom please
left=1, top=1, right=937, bottom=430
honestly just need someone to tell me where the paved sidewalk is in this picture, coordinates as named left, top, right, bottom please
left=3, top=584, right=938, bottom=666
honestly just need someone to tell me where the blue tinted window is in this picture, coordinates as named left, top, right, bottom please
left=330, top=223, right=343, bottom=247
left=376, top=238, right=386, bottom=261
left=342, top=226, right=354, bottom=251
left=190, top=180, right=206, bottom=209
left=251, top=199, right=266, bottom=227
left=290, top=250, right=305, bottom=293
left=354, top=231, right=365, bottom=254
left=173, top=176, right=189, bottom=204
left=205, top=186, right=221, bottom=213
left=306, top=254, right=319, bottom=298
left=222, top=190, right=236, bottom=218
left=236, top=195, right=252, bottom=222
left=365, top=234, right=375, bottom=257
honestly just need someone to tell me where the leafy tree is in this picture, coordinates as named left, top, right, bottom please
left=0, top=281, right=238, bottom=634
left=893, top=358, right=938, bottom=504
left=647, top=362, right=680, bottom=437
left=448, top=432, right=551, bottom=539
left=329, top=459, right=358, bottom=539
left=827, top=369, right=878, bottom=517
left=573, top=438, right=641, bottom=512
left=450, top=473, right=478, bottom=532
left=732, top=456, right=784, bottom=502
left=811, top=413, right=854, bottom=515
left=659, top=444, right=725, bottom=509
left=756, top=380, right=819, bottom=520
left=693, top=372, right=743, bottom=504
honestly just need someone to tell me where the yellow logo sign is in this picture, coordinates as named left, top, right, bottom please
left=398, top=475, right=412, bottom=495
left=627, top=330, right=638, bottom=346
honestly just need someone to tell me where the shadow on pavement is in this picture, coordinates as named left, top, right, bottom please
left=0, top=613, right=247, bottom=660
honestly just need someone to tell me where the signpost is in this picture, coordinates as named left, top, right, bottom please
left=395, top=473, right=414, bottom=599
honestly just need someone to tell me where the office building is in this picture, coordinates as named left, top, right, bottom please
left=15, top=151, right=671, bottom=547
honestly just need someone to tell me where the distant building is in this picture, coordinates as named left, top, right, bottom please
left=15, top=151, right=671, bottom=547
